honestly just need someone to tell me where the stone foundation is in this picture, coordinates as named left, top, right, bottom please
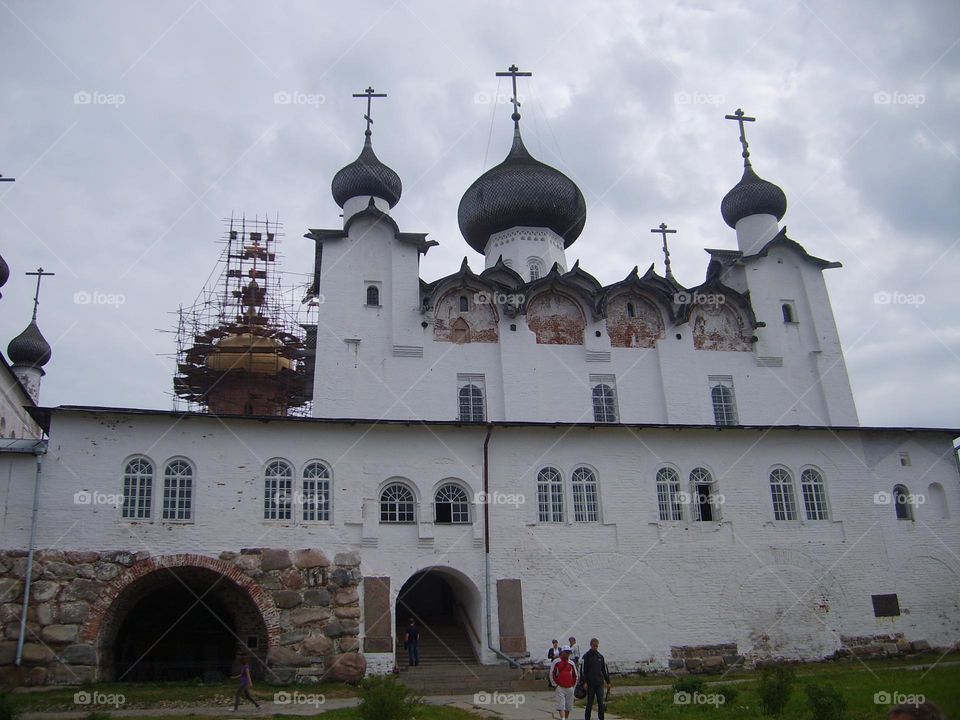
left=669, top=643, right=743, bottom=673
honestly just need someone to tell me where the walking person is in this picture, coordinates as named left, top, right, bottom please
left=580, top=638, right=611, bottom=720
left=568, top=636, right=581, bottom=667
left=549, top=645, right=579, bottom=720
left=231, top=654, right=260, bottom=711
left=404, top=618, right=420, bottom=667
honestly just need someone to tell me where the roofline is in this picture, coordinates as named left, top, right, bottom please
left=0, top=352, right=38, bottom=408
left=30, top=405, right=960, bottom=438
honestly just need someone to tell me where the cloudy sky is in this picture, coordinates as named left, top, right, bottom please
left=1, top=0, right=957, bottom=428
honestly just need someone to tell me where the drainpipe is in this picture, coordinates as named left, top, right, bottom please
left=16, top=443, right=46, bottom=666
left=482, top=424, right=519, bottom=669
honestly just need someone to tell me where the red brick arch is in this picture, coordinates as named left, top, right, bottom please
left=81, top=553, right=281, bottom=645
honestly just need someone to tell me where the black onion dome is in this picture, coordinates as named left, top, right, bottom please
left=8, top=319, right=51, bottom=367
left=0, top=251, right=8, bottom=297
left=721, top=165, right=787, bottom=229
left=458, top=128, right=587, bottom=254
left=331, top=134, right=402, bottom=208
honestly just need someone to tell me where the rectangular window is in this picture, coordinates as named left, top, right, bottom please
left=709, top=376, right=738, bottom=426
left=871, top=594, right=901, bottom=617
left=303, top=477, right=330, bottom=522
left=590, top=374, right=618, bottom=423
left=122, top=475, right=152, bottom=519
left=457, top=374, right=486, bottom=423
left=264, top=476, right=293, bottom=520
left=537, top=468, right=564, bottom=523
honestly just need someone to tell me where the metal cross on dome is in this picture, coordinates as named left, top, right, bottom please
left=650, top=223, right=676, bottom=280
left=724, top=108, right=756, bottom=167
left=25, top=267, right=54, bottom=320
left=495, top=64, right=532, bottom=124
left=352, top=86, right=387, bottom=136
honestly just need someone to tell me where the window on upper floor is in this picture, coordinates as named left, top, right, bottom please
left=800, top=467, right=829, bottom=520
left=893, top=484, right=914, bottom=521
left=656, top=467, right=683, bottom=521
left=770, top=467, right=798, bottom=521
left=264, top=459, right=293, bottom=521
left=459, top=295, right=469, bottom=312
left=710, top=376, right=738, bottom=426
left=380, top=482, right=416, bottom=523
left=303, top=461, right=332, bottom=522
left=122, top=457, right=154, bottom=520
left=529, top=258, right=544, bottom=281
left=366, top=285, right=380, bottom=307
left=590, top=375, right=618, bottom=423
left=571, top=466, right=599, bottom=522
left=537, top=467, right=564, bottom=523
left=457, top=374, right=485, bottom=422
left=782, top=301, right=797, bottom=323
left=435, top=483, right=471, bottom=524
left=162, top=459, right=193, bottom=521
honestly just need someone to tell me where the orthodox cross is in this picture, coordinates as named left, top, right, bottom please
left=724, top=108, right=756, bottom=167
left=25, top=267, right=54, bottom=320
left=495, top=64, right=532, bottom=125
left=352, top=86, right=387, bottom=137
left=650, top=223, right=676, bottom=280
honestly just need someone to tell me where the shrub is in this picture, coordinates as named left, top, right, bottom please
left=0, top=693, right=19, bottom=720
left=757, top=665, right=796, bottom=715
left=805, top=682, right=848, bottom=720
left=84, top=713, right=112, bottom=720
left=672, top=676, right=705, bottom=695
left=715, top=684, right=739, bottom=705
left=357, top=675, right=421, bottom=720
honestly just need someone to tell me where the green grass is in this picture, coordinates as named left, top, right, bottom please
left=314, top=707, right=493, bottom=719
left=606, top=665, right=960, bottom=719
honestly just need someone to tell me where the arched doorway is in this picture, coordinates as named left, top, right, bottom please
left=395, top=568, right=482, bottom=667
left=92, top=562, right=271, bottom=682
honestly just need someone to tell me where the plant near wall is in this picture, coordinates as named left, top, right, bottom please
left=757, top=664, right=796, bottom=715
left=805, top=682, right=848, bottom=720
left=357, top=675, right=422, bottom=720
left=0, top=694, right=19, bottom=720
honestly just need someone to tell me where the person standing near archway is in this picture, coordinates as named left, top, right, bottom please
left=404, top=618, right=420, bottom=667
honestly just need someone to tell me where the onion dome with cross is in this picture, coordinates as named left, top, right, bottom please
left=7, top=268, right=53, bottom=369
left=331, top=86, right=402, bottom=212
left=458, top=65, right=587, bottom=256
left=720, top=108, right=787, bottom=229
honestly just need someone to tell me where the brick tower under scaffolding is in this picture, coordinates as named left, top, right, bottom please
left=174, top=216, right=312, bottom=416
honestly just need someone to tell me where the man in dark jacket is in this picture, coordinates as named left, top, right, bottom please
left=579, top=638, right=611, bottom=720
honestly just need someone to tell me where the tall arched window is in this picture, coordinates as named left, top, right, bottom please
left=800, top=468, right=829, bottom=520
left=459, top=295, right=469, bottom=312
left=770, top=468, right=798, bottom=520
left=162, top=459, right=193, bottom=521
left=529, top=260, right=543, bottom=281
left=122, top=457, right=154, bottom=520
left=366, top=285, right=380, bottom=306
left=458, top=383, right=485, bottom=422
left=571, top=467, right=599, bottom=522
left=537, top=467, right=564, bottom=523
left=303, top=461, right=331, bottom=522
left=626, top=302, right=636, bottom=318
left=435, top=483, right=470, bottom=524
left=264, top=460, right=293, bottom=520
left=711, top=384, right=738, bottom=425
left=893, top=484, right=913, bottom=521
left=656, top=467, right=683, bottom=521
left=592, top=384, right=617, bottom=423
left=380, top=483, right=415, bottom=523
left=927, top=482, right=949, bottom=519
left=689, top=467, right=718, bottom=522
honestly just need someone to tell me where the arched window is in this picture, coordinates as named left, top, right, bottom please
left=782, top=303, right=795, bottom=323
left=380, top=483, right=415, bottom=523
left=459, top=295, right=469, bottom=312
left=572, top=467, right=599, bottom=522
left=927, top=482, right=949, bottom=520
left=435, top=483, right=470, bottom=524
left=711, top=384, right=738, bottom=425
left=264, top=460, right=293, bottom=520
left=626, top=301, right=636, bottom=318
left=303, top=461, right=331, bottom=522
left=656, top=467, right=683, bottom=521
left=366, top=285, right=380, bottom=306
left=162, top=459, right=193, bottom=521
left=800, top=468, right=829, bottom=520
left=689, top=467, right=717, bottom=522
left=537, top=467, right=564, bottom=523
left=592, top=384, right=617, bottom=423
left=893, top=484, right=913, bottom=521
left=458, top=383, right=485, bottom=422
left=529, top=259, right=544, bottom=281
left=770, top=468, right=798, bottom=520
left=122, top=457, right=153, bottom=520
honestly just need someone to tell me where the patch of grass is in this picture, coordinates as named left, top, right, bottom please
left=316, top=707, right=493, bottom=719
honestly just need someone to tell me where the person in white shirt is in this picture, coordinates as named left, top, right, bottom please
left=568, top=636, right=581, bottom=668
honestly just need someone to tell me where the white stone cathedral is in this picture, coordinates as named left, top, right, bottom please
left=0, top=71, right=958, bottom=687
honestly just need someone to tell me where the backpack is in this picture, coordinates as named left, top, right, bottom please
left=553, top=659, right=577, bottom=688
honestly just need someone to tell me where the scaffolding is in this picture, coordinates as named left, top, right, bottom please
left=173, top=215, right=314, bottom=417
